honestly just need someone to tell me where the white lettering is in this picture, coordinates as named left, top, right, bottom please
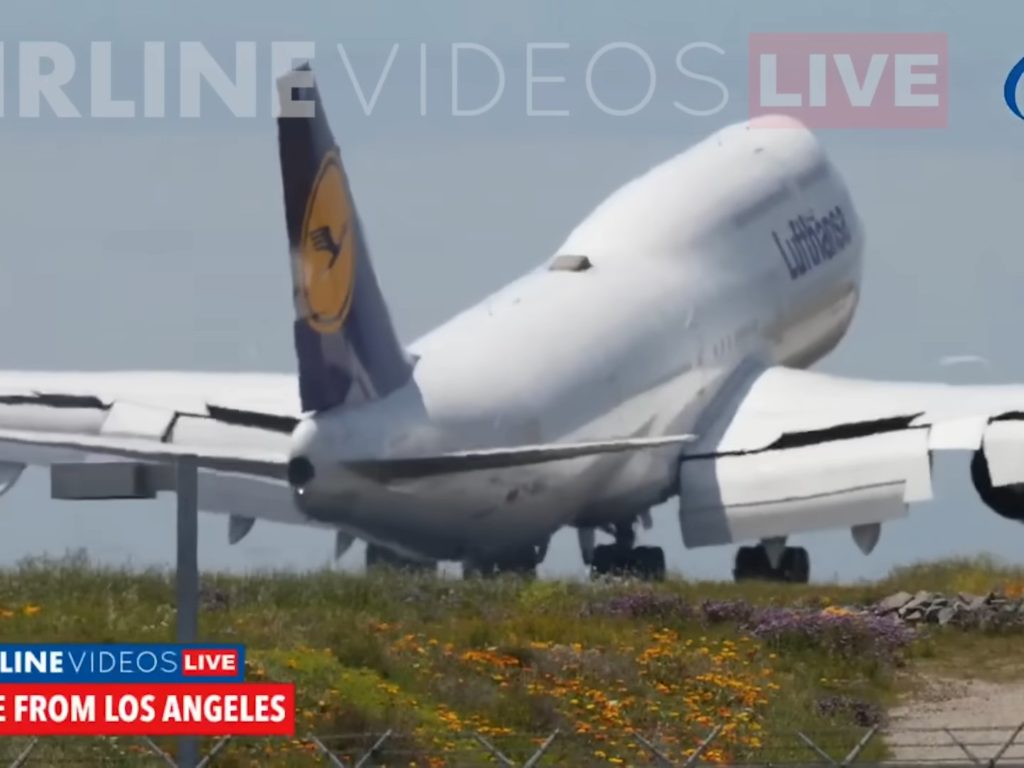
left=834, top=53, right=887, bottom=107
left=451, top=43, right=505, bottom=117
left=19, top=42, right=80, bottom=118
left=674, top=42, right=728, bottom=116
left=587, top=42, right=656, bottom=117
left=180, top=41, right=257, bottom=118
left=758, top=53, right=801, bottom=107
left=91, top=42, right=135, bottom=117
left=894, top=53, right=939, bottom=107
left=808, top=53, right=827, bottom=107
left=272, top=41, right=316, bottom=118
left=143, top=42, right=165, bottom=118
left=337, top=42, right=398, bottom=116
left=526, top=43, right=570, bottom=117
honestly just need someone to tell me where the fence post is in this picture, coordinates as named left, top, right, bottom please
left=175, top=456, right=200, bottom=768
left=522, top=729, right=560, bottom=768
left=989, top=721, right=1024, bottom=767
left=796, top=731, right=838, bottom=766
left=7, top=739, right=38, bottom=768
left=354, top=730, right=393, bottom=768
left=471, top=733, right=516, bottom=768
left=943, top=727, right=982, bottom=766
left=841, top=725, right=880, bottom=766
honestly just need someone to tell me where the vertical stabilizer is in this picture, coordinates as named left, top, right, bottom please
left=276, top=64, right=413, bottom=412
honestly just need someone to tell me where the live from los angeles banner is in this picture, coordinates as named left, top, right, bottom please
left=0, top=644, right=294, bottom=736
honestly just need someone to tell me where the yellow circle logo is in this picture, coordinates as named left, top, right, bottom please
left=300, top=150, right=356, bottom=334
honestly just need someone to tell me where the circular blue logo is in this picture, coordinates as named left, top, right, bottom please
left=1005, top=56, right=1024, bottom=120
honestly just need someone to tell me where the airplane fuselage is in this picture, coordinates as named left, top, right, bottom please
left=292, top=116, right=865, bottom=561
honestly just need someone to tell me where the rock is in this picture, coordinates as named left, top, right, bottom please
left=877, top=591, right=914, bottom=614
left=936, top=606, right=957, bottom=626
left=899, top=591, right=935, bottom=616
left=968, top=595, right=988, bottom=611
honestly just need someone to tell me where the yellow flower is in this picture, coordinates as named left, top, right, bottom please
left=22, top=605, right=41, bottom=616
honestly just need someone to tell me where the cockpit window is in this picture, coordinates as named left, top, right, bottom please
left=548, top=254, right=593, bottom=272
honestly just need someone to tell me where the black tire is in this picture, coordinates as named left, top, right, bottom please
left=734, top=545, right=771, bottom=581
left=590, top=544, right=619, bottom=577
left=466, top=545, right=539, bottom=579
left=366, top=545, right=436, bottom=574
left=462, top=559, right=494, bottom=579
left=780, top=546, right=810, bottom=583
left=633, top=546, right=667, bottom=581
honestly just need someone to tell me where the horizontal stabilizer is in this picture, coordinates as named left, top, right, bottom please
left=345, top=433, right=696, bottom=481
left=0, top=428, right=287, bottom=480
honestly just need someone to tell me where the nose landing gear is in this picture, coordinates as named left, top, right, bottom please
left=589, top=520, right=667, bottom=581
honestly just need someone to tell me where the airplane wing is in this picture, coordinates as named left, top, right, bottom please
left=677, top=362, right=1024, bottom=549
left=0, top=427, right=287, bottom=479
left=0, top=372, right=695, bottom=484
left=0, top=372, right=310, bottom=535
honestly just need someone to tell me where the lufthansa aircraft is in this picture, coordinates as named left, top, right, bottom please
left=1, top=65, right=1023, bottom=583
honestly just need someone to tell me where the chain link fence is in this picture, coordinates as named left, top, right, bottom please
left=2, top=721, right=1024, bottom=767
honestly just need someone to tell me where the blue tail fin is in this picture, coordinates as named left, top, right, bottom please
left=276, top=64, right=413, bottom=413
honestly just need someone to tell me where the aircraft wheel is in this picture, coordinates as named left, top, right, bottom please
left=633, top=546, right=667, bottom=581
left=590, top=544, right=666, bottom=581
left=780, top=546, right=810, bottom=583
left=365, top=544, right=436, bottom=574
left=733, top=545, right=809, bottom=583
left=464, top=543, right=541, bottom=579
left=590, top=544, right=621, bottom=577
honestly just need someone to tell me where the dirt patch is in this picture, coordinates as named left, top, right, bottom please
left=886, top=677, right=1024, bottom=763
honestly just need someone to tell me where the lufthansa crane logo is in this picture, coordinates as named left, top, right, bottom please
left=1005, top=56, right=1024, bottom=121
left=300, top=150, right=356, bottom=334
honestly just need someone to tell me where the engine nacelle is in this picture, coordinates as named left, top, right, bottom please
left=970, top=448, right=1024, bottom=522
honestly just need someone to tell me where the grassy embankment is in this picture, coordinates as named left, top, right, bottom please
left=0, top=553, right=1022, bottom=766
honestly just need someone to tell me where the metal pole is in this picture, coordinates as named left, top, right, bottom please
left=175, top=456, right=200, bottom=768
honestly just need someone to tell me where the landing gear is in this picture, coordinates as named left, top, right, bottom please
left=589, top=521, right=667, bottom=581
left=463, top=540, right=547, bottom=579
left=365, top=544, right=437, bottom=574
left=733, top=544, right=810, bottom=583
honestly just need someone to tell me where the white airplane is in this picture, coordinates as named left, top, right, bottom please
left=1, top=64, right=1023, bottom=583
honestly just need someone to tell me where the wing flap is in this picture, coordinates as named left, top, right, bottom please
left=0, top=428, right=287, bottom=480
left=100, top=401, right=176, bottom=440
left=982, top=419, right=1024, bottom=486
left=679, top=430, right=929, bottom=547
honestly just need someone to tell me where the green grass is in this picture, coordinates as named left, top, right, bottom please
left=0, top=551, right=1022, bottom=766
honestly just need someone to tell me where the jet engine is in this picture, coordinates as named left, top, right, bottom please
left=971, top=447, right=1024, bottom=522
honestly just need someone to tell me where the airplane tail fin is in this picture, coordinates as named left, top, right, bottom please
left=276, top=64, right=414, bottom=413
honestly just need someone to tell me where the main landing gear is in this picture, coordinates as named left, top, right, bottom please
left=365, top=544, right=437, bottom=574
left=733, top=540, right=810, bottom=583
left=462, top=539, right=549, bottom=579
left=589, top=521, right=667, bottom=581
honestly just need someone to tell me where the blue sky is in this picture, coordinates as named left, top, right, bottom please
left=0, top=1, right=1023, bottom=581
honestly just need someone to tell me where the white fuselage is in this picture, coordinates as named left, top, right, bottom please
left=293, top=116, right=865, bottom=561
left=0, top=116, right=863, bottom=562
